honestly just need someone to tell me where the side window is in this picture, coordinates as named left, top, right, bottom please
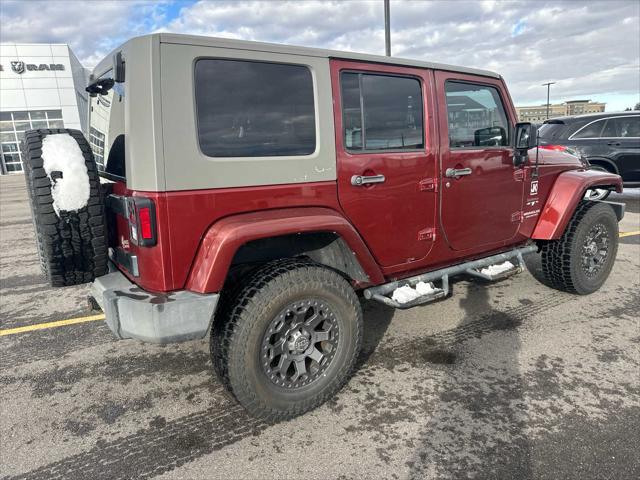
left=444, top=81, right=510, bottom=148
left=602, top=117, right=640, bottom=138
left=572, top=119, right=606, bottom=139
left=340, top=72, right=424, bottom=151
left=195, top=59, right=316, bottom=157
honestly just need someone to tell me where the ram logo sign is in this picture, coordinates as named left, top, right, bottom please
left=10, top=61, right=25, bottom=74
left=0, top=61, right=65, bottom=74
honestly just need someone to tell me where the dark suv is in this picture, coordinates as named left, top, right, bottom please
left=538, top=112, right=640, bottom=194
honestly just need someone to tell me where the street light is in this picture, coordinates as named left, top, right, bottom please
left=542, top=82, right=556, bottom=119
left=384, top=0, right=391, bottom=56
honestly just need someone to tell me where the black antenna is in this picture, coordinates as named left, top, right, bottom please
left=533, top=127, right=540, bottom=179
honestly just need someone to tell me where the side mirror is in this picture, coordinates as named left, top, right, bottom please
left=513, top=122, right=538, bottom=166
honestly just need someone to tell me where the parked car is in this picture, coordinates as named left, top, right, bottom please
left=22, top=34, right=624, bottom=421
left=538, top=112, right=640, bottom=199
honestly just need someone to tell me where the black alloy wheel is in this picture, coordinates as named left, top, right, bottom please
left=261, top=299, right=340, bottom=389
left=581, top=223, right=610, bottom=278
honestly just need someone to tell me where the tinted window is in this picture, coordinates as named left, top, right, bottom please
left=602, top=116, right=640, bottom=138
left=340, top=72, right=423, bottom=151
left=445, top=81, right=509, bottom=148
left=538, top=122, right=568, bottom=140
left=572, top=119, right=606, bottom=138
left=341, top=73, right=363, bottom=149
left=195, top=59, right=316, bottom=157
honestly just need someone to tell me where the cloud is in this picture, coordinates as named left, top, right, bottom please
left=1, top=0, right=638, bottom=106
left=0, top=0, right=175, bottom=66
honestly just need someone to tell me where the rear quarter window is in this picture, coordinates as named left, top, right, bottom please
left=194, top=59, right=316, bottom=157
left=538, top=122, right=568, bottom=141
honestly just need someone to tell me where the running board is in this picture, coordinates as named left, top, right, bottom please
left=465, top=251, right=526, bottom=281
left=363, top=245, right=537, bottom=310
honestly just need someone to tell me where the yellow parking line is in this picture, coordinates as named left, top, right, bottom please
left=620, top=230, right=640, bottom=238
left=0, top=313, right=105, bottom=337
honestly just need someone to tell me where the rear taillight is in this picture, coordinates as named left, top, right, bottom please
left=127, top=197, right=157, bottom=247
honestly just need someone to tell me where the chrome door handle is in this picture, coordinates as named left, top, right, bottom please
left=351, top=174, right=386, bottom=186
left=445, top=168, right=472, bottom=178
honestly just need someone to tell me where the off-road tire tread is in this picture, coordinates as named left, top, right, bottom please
left=23, top=128, right=108, bottom=287
left=211, top=258, right=362, bottom=421
left=539, top=201, right=618, bottom=294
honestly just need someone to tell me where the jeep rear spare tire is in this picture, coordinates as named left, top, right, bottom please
left=23, top=129, right=108, bottom=287
left=211, top=259, right=363, bottom=421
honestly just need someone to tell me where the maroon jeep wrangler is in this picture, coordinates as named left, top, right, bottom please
left=23, top=34, right=623, bottom=420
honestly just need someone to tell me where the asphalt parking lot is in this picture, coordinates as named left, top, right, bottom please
left=1, top=174, right=639, bottom=480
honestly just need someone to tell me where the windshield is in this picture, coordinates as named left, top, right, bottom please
left=88, top=69, right=125, bottom=179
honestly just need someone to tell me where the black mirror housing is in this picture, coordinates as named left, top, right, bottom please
left=513, top=122, right=538, bottom=167
left=514, top=122, right=538, bottom=150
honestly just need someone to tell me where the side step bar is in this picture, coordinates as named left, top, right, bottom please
left=363, top=245, right=538, bottom=309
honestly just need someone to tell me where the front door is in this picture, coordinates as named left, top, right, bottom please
left=331, top=60, right=437, bottom=268
left=435, top=72, right=524, bottom=251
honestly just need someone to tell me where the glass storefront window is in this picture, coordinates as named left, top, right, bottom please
left=0, top=132, right=16, bottom=142
left=0, top=109, right=65, bottom=174
left=45, top=110, right=63, bottom=119
left=2, top=143, right=19, bottom=153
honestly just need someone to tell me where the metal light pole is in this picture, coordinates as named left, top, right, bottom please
left=384, top=0, right=391, bottom=56
left=542, top=82, right=556, bottom=119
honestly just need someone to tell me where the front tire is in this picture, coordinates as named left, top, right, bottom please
left=536, top=201, right=619, bottom=294
left=211, top=259, right=362, bottom=421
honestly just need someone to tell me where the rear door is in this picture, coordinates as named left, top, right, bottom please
left=601, top=116, right=640, bottom=183
left=331, top=60, right=437, bottom=268
left=434, top=72, right=523, bottom=251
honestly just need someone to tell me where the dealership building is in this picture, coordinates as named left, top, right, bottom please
left=0, top=43, right=89, bottom=174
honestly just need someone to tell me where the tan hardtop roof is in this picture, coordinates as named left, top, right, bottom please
left=157, top=32, right=501, bottom=79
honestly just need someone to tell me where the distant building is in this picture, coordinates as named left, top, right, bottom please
left=0, top=43, right=89, bottom=174
left=516, top=99, right=606, bottom=123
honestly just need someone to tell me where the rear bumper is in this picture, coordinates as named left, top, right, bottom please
left=91, top=263, right=219, bottom=344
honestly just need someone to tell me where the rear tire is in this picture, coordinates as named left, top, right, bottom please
left=534, top=201, right=618, bottom=295
left=23, top=129, right=108, bottom=287
left=211, top=259, right=362, bottom=421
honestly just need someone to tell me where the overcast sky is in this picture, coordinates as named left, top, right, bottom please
left=1, top=0, right=638, bottom=110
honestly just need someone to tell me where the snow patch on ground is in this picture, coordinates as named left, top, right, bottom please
left=391, top=281, right=438, bottom=304
left=480, top=261, right=515, bottom=276
left=41, top=134, right=90, bottom=215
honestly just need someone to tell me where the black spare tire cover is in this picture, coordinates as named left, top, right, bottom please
left=23, top=129, right=108, bottom=287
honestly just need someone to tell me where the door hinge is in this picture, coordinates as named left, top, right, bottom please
left=418, top=227, right=436, bottom=241
left=513, top=169, right=525, bottom=181
left=419, top=178, right=438, bottom=192
left=511, top=211, right=523, bottom=223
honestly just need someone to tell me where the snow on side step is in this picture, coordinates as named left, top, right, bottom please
left=41, top=134, right=90, bottom=216
left=391, top=281, right=438, bottom=304
left=480, top=261, right=515, bottom=276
